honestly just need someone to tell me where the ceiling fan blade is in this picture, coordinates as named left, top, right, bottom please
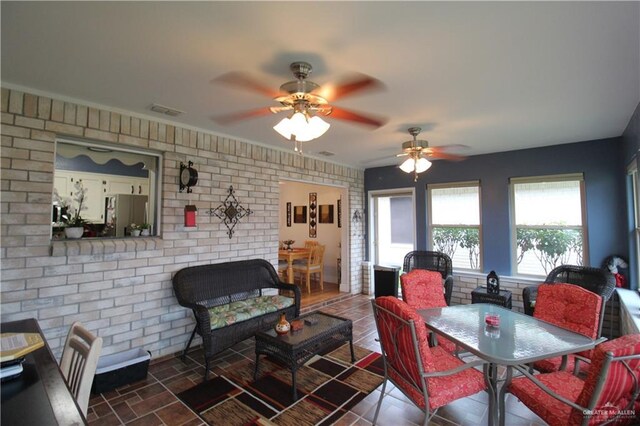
left=320, top=73, right=385, bottom=102
left=328, top=106, right=387, bottom=128
left=211, top=107, right=274, bottom=125
left=212, top=72, right=282, bottom=99
left=396, top=153, right=409, bottom=157
left=429, top=144, right=469, bottom=152
left=425, top=151, right=467, bottom=161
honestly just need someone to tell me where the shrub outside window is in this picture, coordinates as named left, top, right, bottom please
left=428, top=181, right=481, bottom=270
left=511, top=174, right=586, bottom=276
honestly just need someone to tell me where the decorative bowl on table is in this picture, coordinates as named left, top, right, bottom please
left=283, top=240, right=295, bottom=251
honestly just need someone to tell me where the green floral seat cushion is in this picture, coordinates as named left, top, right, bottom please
left=208, top=295, right=295, bottom=330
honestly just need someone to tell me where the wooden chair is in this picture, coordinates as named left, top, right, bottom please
left=400, top=269, right=458, bottom=354
left=508, top=334, right=640, bottom=426
left=277, top=260, right=288, bottom=281
left=402, top=251, right=454, bottom=305
left=293, top=244, right=325, bottom=294
left=531, top=283, right=602, bottom=374
left=304, top=240, right=319, bottom=248
left=59, top=321, right=103, bottom=417
left=371, top=297, right=486, bottom=425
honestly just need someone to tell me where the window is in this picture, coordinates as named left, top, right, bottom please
left=511, top=174, right=586, bottom=276
left=428, top=181, right=481, bottom=270
left=370, top=190, right=415, bottom=267
left=53, top=139, right=161, bottom=239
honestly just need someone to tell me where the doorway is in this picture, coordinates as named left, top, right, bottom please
left=279, top=180, right=349, bottom=307
left=369, top=189, right=416, bottom=267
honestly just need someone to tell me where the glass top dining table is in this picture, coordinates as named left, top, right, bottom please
left=418, top=303, right=599, bottom=426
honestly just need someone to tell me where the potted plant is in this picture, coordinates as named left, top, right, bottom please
left=130, top=223, right=142, bottom=237
left=53, top=182, right=88, bottom=239
left=140, top=223, right=151, bottom=236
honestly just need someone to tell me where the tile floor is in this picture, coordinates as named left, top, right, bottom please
left=87, top=294, right=546, bottom=426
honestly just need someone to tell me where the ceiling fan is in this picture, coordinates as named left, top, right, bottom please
left=397, top=127, right=467, bottom=181
left=213, top=61, right=386, bottom=152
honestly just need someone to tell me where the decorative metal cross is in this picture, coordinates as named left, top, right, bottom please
left=208, top=186, right=252, bottom=239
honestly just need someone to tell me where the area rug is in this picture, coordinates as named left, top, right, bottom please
left=177, top=344, right=385, bottom=426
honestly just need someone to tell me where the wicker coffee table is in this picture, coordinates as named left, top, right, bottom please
left=253, top=311, right=354, bottom=400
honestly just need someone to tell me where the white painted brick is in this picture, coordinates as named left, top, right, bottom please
left=39, top=304, right=78, bottom=319
left=1, top=88, right=365, bottom=366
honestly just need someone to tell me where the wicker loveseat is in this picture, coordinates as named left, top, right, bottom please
left=172, top=259, right=301, bottom=379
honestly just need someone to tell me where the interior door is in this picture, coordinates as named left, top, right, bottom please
left=370, top=191, right=416, bottom=267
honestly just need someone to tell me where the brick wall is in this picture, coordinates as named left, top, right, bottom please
left=0, top=88, right=366, bottom=359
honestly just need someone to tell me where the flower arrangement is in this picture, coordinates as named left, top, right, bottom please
left=53, top=181, right=88, bottom=227
left=282, top=239, right=295, bottom=250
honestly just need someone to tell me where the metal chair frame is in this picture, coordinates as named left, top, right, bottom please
left=371, top=299, right=485, bottom=426
left=510, top=350, right=640, bottom=426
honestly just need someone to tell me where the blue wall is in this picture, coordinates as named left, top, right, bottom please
left=365, top=137, right=628, bottom=277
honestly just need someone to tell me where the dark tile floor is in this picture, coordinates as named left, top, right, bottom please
left=87, top=294, right=546, bottom=426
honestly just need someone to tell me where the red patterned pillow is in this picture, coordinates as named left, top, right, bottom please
left=534, top=283, right=602, bottom=339
left=401, top=269, right=447, bottom=309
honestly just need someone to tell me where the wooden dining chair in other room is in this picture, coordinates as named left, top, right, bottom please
left=371, top=297, right=486, bottom=426
left=403, top=251, right=454, bottom=305
left=507, top=334, right=640, bottom=426
left=532, top=283, right=602, bottom=374
left=59, top=321, right=103, bottom=417
left=277, top=259, right=288, bottom=281
left=304, top=240, right=319, bottom=248
left=400, top=269, right=458, bottom=354
left=293, top=244, right=325, bottom=294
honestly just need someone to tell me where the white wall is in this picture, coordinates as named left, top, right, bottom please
left=279, top=181, right=343, bottom=283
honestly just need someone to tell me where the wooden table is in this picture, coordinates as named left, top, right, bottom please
left=1, top=318, right=87, bottom=425
left=278, top=248, right=310, bottom=284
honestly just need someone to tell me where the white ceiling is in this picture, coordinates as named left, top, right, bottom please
left=2, top=2, right=639, bottom=169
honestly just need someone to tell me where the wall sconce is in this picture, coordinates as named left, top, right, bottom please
left=352, top=209, right=362, bottom=223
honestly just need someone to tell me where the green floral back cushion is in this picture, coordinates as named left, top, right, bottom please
left=208, top=295, right=295, bottom=330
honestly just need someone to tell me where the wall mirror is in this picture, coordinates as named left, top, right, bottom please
left=52, top=139, right=162, bottom=240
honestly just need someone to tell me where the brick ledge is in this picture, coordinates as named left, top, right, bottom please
left=50, top=237, right=165, bottom=257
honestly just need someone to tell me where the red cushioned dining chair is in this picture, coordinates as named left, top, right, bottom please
left=532, top=283, right=602, bottom=374
left=400, top=269, right=458, bottom=354
left=508, top=334, right=640, bottom=426
left=371, top=296, right=487, bottom=426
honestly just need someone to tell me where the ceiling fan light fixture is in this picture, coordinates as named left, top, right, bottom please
left=273, top=112, right=330, bottom=143
left=399, top=157, right=416, bottom=173
left=415, top=157, right=432, bottom=173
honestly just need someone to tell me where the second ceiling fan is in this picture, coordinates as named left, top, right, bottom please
left=213, top=61, right=386, bottom=152
left=397, top=127, right=467, bottom=181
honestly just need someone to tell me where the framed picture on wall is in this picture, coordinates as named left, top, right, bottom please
left=286, top=202, right=292, bottom=227
left=319, top=204, right=334, bottom=224
left=294, top=205, right=307, bottom=223
left=337, top=199, right=342, bottom=228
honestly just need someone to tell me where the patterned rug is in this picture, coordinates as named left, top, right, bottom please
left=177, top=344, right=384, bottom=426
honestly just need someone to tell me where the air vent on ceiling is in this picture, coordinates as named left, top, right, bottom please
left=149, top=103, right=184, bottom=117
left=317, top=151, right=335, bottom=157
